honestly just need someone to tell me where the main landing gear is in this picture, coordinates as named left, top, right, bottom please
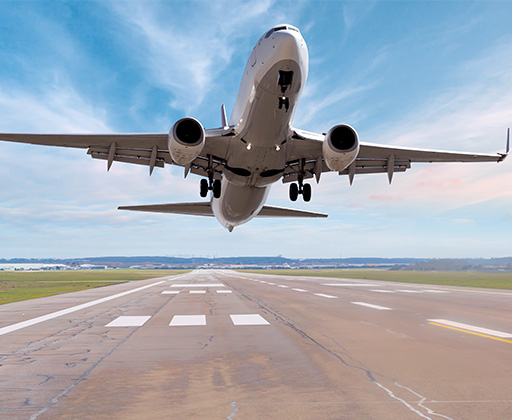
left=200, top=178, right=221, bottom=199
left=200, top=155, right=221, bottom=199
left=289, top=157, right=311, bottom=202
left=289, top=180, right=311, bottom=202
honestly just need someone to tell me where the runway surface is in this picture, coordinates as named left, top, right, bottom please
left=0, top=270, right=511, bottom=419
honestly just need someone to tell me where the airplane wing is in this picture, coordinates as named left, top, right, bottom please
left=283, top=128, right=508, bottom=184
left=0, top=129, right=232, bottom=176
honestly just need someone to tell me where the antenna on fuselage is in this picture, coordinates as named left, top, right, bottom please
left=221, top=104, right=229, bottom=130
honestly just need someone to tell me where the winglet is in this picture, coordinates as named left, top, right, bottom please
left=498, top=128, right=509, bottom=162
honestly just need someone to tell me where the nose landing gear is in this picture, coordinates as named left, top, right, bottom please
left=278, top=70, right=293, bottom=112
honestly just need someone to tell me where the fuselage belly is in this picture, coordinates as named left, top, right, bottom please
left=212, top=26, right=308, bottom=230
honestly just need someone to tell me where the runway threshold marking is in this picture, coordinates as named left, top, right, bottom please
left=169, top=315, right=206, bottom=326
left=428, top=319, right=512, bottom=343
left=0, top=280, right=166, bottom=336
left=352, top=302, right=392, bottom=310
left=230, top=314, right=270, bottom=326
left=189, top=290, right=206, bottom=294
left=216, top=290, right=232, bottom=293
left=161, top=291, right=180, bottom=295
left=105, top=316, right=151, bottom=327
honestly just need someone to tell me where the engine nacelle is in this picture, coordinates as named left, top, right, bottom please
left=168, top=117, right=205, bottom=165
left=322, top=124, right=359, bottom=172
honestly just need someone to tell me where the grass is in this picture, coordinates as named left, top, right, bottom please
left=0, top=269, right=189, bottom=305
left=238, top=269, right=512, bottom=290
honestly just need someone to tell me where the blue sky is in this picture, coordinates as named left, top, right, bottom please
left=1, top=0, right=511, bottom=259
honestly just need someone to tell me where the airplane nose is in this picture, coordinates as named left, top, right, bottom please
left=272, top=31, right=303, bottom=63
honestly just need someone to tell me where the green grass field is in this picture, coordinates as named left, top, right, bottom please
left=0, top=270, right=189, bottom=305
left=239, top=269, right=512, bottom=290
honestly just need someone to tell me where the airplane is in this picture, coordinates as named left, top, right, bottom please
left=0, top=24, right=509, bottom=232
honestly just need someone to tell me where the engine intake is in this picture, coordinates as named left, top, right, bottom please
left=322, top=124, right=359, bottom=172
left=168, top=117, right=205, bottom=165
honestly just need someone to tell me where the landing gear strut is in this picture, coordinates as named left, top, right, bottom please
left=200, top=155, right=222, bottom=199
left=289, top=158, right=311, bottom=202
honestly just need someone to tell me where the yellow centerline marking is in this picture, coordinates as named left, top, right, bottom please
left=429, top=322, right=512, bottom=344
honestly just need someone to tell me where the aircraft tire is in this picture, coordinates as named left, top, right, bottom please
left=289, top=183, right=298, bottom=201
left=303, top=183, right=311, bottom=202
left=200, top=179, right=208, bottom=197
left=213, top=179, right=222, bottom=199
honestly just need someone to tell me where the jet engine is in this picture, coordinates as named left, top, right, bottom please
left=322, top=124, right=359, bottom=172
left=168, top=117, right=205, bottom=165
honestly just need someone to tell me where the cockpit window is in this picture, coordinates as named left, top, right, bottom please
left=264, top=25, right=294, bottom=38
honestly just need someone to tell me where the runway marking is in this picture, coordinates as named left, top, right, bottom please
left=292, top=288, right=308, bottom=292
left=277, top=285, right=289, bottom=288
left=352, top=302, right=392, bottom=310
left=169, top=315, right=206, bottom=326
left=0, top=280, right=166, bottom=336
left=314, top=293, right=337, bottom=299
left=161, top=291, right=180, bottom=295
left=397, top=290, right=423, bottom=293
left=216, top=290, right=232, bottom=293
left=189, top=290, right=206, bottom=294
left=428, top=319, right=512, bottom=343
left=322, top=283, right=374, bottom=287
left=267, top=282, right=276, bottom=285
left=170, top=283, right=224, bottom=288
left=371, top=290, right=396, bottom=293
left=230, top=314, right=270, bottom=326
left=423, top=290, right=450, bottom=294
left=105, top=316, right=151, bottom=327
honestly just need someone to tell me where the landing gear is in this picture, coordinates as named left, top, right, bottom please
left=200, top=154, right=222, bottom=199
left=278, top=70, right=293, bottom=112
left=289, top=181, right=312, bottom=202
left=289, top=157, right=312, bottom=202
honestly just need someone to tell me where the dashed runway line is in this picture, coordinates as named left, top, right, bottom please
left=292, top=288, right=308, bottom=292
left=216, top=290, right=233, bottom=294
left=314, top=293, right=337, bottom=299
left=352, top=302, right=393, bottom=311
left=371, top=290, right=396, bottom=293
left=322, top=283, right=375, bottom=287
left=161, top=291, right=180, bottom=295
left=189, top=290, right=206, bottom=294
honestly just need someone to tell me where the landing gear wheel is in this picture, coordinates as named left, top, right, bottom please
left=200, top=179, right=208, bottom=198
left=303, top=183, right=311, bottom=202
left=289, top=182, right=298, bottom=202
left=213, top=179, right=222, bottom=199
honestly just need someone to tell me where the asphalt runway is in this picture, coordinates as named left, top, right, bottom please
left=0, top=270, right=511, bottom=420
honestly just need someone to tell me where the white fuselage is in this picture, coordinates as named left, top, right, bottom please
left=211, top=26, right=309, bottom=231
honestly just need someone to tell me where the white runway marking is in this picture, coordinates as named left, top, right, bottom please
left=105, top=316, right=151, bottom=327
left=170, top=283, right=224, bottom=288
left=352, top=302, right=392, bottom=310
left=0, top=280, right=166, bottom=336
left=277, top=285, right=289, bottom=288
left=424, top=290, right=450, bottom=294
left=323, top=283, right=374, bottom=287
left=428, top=319, right=512, bottom=338
left=161, top=291, right=180, bottom=295
left=230, top=314, right=270, bottom=326
left=397, top=290, right=423, bottom=293
left=189, top=290, right=206, bottom=294
left=267, top=282, right=276, bottom=285
left=314, top=293, right=337, bottom=299
left=371, top=290, right=396, bottom=293
left=292, top=288, right=308, bottom=292
left=169, top=315, right=206, bottom=326
left=216, top=290, right=232, bottom=294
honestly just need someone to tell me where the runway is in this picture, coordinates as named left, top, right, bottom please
left=1, top=270, right=511, bottom=420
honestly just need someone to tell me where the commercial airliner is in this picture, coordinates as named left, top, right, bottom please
left=0, top=25, right=508, bottom=231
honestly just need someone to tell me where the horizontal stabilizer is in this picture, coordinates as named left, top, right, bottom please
left=257, top=205, right=327, bottom=218
left=118, top=202, right=214, bottom=216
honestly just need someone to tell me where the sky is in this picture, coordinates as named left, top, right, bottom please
left=0, top=0, right=511, bottom=259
